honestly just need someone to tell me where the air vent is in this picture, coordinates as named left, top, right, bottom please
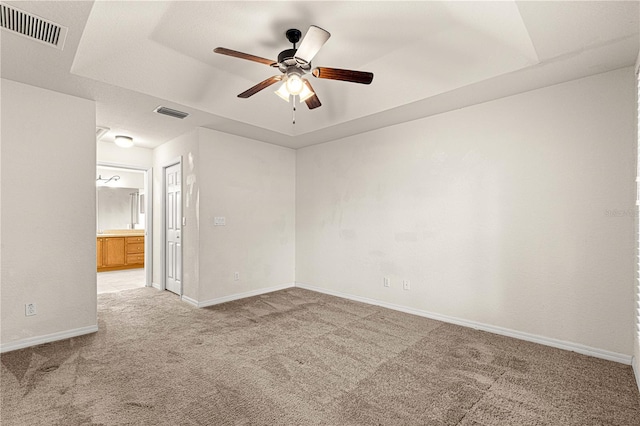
left=154, top=106, right=189, bottom=120
left=0, top=3, right=68, bottom=50
left=96, top=126, right=110, bottom=140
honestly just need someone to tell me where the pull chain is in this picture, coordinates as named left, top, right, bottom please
left=292, top=95, right=296, bottom=125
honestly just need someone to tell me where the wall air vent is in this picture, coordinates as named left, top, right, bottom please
left=154, top=106, right=190, bottom=120
left=0, top=3, right=68, bottom=50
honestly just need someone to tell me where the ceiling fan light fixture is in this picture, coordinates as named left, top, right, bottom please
left=114, top=135, right=134, bottom=148
left=285, top=73, right=304, bottom=95
left=298, top=82, right=314, bottom=102
left=275, top=83, right=291, bottom=102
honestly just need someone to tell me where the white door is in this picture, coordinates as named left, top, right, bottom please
left=165, top=163, right=182, bottom=295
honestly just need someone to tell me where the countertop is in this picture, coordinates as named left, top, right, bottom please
left=97, top=232, right=145, bottom=238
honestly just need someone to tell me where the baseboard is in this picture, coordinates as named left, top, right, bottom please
left=633, top=356, right=640, bottom=392
left=195, top=283, right=295, bottom=308
left=0, top=324, right=99, bottom=353
left=151, top=282, right=161, bottom=290
left=181, top=295, right=199, bottom=307
left=295, top=282, right=632, bottom=365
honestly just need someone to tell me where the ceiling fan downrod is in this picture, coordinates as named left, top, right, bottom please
left=285, top=28, right=302, bottom=49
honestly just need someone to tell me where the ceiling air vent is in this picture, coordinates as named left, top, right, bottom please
left=0, top=3, right=68, bottom=50
left=96, top=126, right=110, bottom=140
left=154, top=106, right=189, bottom=120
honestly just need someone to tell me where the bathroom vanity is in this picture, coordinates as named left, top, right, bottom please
left=97, top=232, right=144, bottom=272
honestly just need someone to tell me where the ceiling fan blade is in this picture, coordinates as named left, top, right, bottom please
left=237, top=75, right=283, bottom=98
left=303, top=80, right=321, bottom=110
left=294, top=25, right=331, bottom=64
left=214, top=47, right=276, bottom=67
left=312, top=67, right=374, bottom=85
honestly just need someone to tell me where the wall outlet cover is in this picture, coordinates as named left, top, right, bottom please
left=25, top=303, right=36, bottom=316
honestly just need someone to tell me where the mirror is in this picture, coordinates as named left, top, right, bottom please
left=96, top=166, right=145, bottom=234
left=97, top=187, right=145, bottom=232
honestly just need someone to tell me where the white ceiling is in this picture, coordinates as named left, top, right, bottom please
left=1, top=1, right=638, bottom=149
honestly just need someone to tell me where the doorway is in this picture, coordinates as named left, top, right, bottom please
left=163, top=160, right=182, bottom=295
left=96, top=163, right=153, bottom=293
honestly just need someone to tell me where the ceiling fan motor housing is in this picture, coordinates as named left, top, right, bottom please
left=278, top=29, right=312, bottom=73
left=278, top=48, right=311, bottom=73
left=278, top=48, right=297, bottom=64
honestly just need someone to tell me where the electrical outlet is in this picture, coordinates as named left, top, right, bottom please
left=403, top=280, right=411, bottom=290
left=383, top=277, right=390, bottom=288
left=234, top=272, right=240, bottom=281
left=25, top=303, right=36, bottom=316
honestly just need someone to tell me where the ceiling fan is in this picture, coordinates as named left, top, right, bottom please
left=214, top=26, right=374, bottom=111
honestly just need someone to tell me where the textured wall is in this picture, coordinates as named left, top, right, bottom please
left=634, top=58, right=640, bottom=386
left=1, top=79, right=97, bottom=347
left=197, top=128, right=296, bottom=302
left=151, top=128, right=295, bottom=303
left=296, top=67, right=636, bottom=356
left=152, top=130, right=200, bottom=299
left=97, top=141, right=153, bottom=169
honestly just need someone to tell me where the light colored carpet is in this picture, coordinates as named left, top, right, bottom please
left=1, top=287, right=639, bottom=425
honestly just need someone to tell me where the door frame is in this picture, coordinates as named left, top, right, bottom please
left=161, top=157, right=183, bottom=295
left=96, top=162, right=153, bottom=287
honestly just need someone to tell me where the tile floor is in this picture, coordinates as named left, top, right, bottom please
left=97, top=268, right=146, bottom=294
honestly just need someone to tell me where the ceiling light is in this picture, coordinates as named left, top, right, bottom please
left=275, top=83, right=290, bottom=102
left=298, top=82, right=314, bottom=102
left=285, top=73, right=304, bottom=95
left=275, top=75, right=315, bottom=103
left=114, top=135, right=134, bottom=148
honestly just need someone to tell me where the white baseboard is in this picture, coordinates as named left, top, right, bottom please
left=181, top=295, right=199, bottom=307
left=0, top=324, right=99, bottom=353
left=295, top=282, right=632, bottom=365
left=194, top=283, right=295, bottom=308
left=633, top=356, right=640, bottom=392
left=151, top=282, right=161, bottom=290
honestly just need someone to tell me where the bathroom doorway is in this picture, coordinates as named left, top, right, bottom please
left=96, top=163, right=152, bottom=293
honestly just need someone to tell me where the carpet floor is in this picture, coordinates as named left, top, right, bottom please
left=1, top=287, right=639, bottom=425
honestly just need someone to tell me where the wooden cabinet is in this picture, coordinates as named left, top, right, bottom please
left=97, top=235, right=144, bottom=272
left=97, top=238, right=103, bottom=268
left=126, top=237, right=144, bottom=265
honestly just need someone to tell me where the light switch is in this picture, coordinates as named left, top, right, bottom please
left=182, top=217, right=186, bottom=226
left=214, top=217, right=226, bottom=226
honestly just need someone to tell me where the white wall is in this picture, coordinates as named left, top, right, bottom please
left=96, top=167, right=145, bottom=189
left=634, top=57, right=640, bottom=387
left=152, top=130, right=199, bottom=299
left=296, top=67, right=637, bottom=358
left=97, top=140, right=152, bottom=169
left=151, top=128, right=296, bottom=304
left=1, top=79, right=97, bottom=350
left=197, top=128, right=295, bottom=303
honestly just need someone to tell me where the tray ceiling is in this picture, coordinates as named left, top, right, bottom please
left=1, top=1, right=638, bottom=149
